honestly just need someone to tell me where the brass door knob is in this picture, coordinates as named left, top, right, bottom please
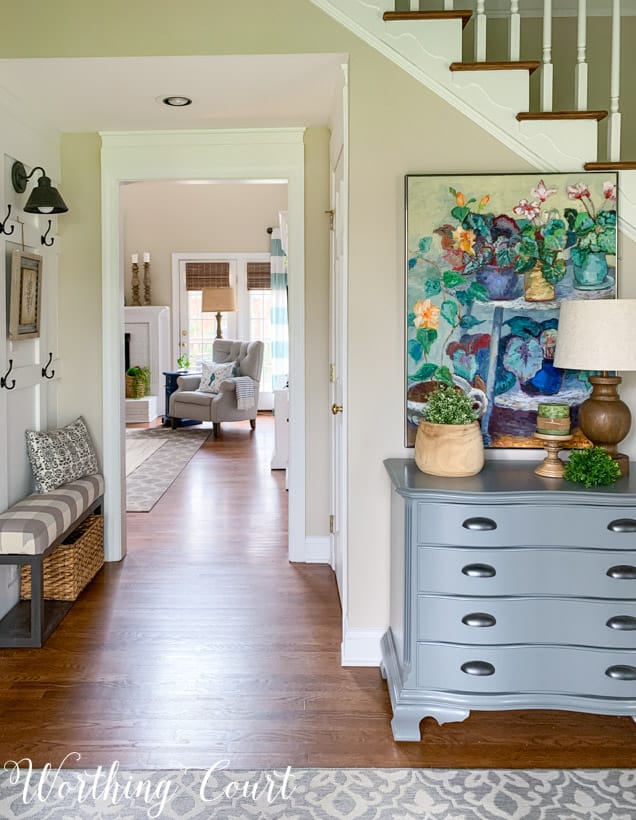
left=331, top=403, right=343, bottom=415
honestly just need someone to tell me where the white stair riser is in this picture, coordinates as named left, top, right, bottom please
left=451, top=70, right=530, bottom=117
left=383, top=20, right=464, bottom=65
left=517, top=119, right=599, bottom=169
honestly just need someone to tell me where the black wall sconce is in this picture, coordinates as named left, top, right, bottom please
left=11, top=161, right=68, bottom=247
left=11, top=161, right=68, bottom=215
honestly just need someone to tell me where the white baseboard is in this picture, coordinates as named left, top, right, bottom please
left=341, top=619, right=383, bottom=666
left=304, top=536, right=331, bottom=563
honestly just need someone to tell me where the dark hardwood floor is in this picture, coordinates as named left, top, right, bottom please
left=0, top=414, right=634, bottom=769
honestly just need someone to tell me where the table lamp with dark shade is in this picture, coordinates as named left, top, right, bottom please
left=201, top=287, right=236, bottom=339
left=553, top=298, right=636, bottom=476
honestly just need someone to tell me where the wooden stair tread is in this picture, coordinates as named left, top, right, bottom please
left=584, top=161, right=636, bottom=171
left=517, top=110, right=608, bottom=122
left=451, top=61, right=541, bottom=74
left=383, top=10, right=472, bottom=29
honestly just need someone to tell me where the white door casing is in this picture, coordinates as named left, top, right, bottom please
left=101, top=129, right=306, bottom=562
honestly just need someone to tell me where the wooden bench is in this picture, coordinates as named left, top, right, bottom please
left=0, top=473, right=104, bottom=648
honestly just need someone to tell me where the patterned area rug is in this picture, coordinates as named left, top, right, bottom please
left=0, top=767, right=634, bottom=818
left=125, top=427, right=210, bottom=512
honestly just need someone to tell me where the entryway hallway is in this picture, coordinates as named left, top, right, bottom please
left=0, top=416, right=633, bottom=769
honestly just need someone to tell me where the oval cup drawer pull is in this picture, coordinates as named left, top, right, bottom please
left=608, top=518, right=636, bottom=533
left=606, top=565, right=636, bottom=580
left=462, top=517, right=497, bottom=531
left=461, top=660, right=495, bottom=676
left=606, top=616, right=636, bottom=631
left=462, top=563, right=496, bottom=578
left=605, top=665, right=636, bottom=681
left=462, top=612, right=497, bottom=628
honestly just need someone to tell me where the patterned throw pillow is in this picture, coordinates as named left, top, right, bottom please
left=25, top=417, right=99, bottom=493
left=199, top=361, right=237, bottom=394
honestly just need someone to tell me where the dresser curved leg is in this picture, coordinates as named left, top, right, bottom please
left=391, top=707, right=424, bottom=741
left=391, top=705, right=471, bottom=741
left=632, top=716, right=636, bottom=724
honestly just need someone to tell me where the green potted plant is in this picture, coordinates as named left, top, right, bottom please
left=177, top=352, right=190, bottom=370
left=564, top=181, right=616, bottom=290
left=125, top=365, right=150, bottom=399
left=415, top=384, right=484, bottom=477
left=564, top=447, right=621, bottom=488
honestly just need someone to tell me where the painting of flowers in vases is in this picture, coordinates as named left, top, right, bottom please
left=405, top=173, right=617, bottom=447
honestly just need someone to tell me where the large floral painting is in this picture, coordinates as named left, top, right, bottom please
left=405, top=172, right=618, bottom=447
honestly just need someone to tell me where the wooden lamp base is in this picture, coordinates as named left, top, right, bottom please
left=579, top=376, right=631, bottom=477
left=534, top=433, right=573, bottom=478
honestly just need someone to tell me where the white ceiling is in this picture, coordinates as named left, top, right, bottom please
left=0, top=53, right=346, bottom=134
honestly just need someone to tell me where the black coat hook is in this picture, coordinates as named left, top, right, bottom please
left=41, top=220, right=54, bottom=247
left=41, top=352, right=55, bottom=380
left=0, top=204, right=15, bottom=236
left=1, top=360, right=16, bottom=391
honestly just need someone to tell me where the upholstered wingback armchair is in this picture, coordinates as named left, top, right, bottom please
left=169, top=340, right=264, bottom=438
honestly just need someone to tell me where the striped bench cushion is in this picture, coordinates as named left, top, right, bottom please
left=0, top=474, right=104, bottom=556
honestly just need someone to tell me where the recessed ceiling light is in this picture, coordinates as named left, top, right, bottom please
left=161, top=96, right=192, bottom=107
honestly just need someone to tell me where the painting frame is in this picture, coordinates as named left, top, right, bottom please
left=9, top=250, right=43, bottom=341
left=405, top=172, right=618, bottom=449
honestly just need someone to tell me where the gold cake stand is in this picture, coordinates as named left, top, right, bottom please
left=534, top=432, right=573, bottom=478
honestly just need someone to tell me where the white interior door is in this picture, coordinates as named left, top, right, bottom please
left=329, top=147, right=347, bottom=607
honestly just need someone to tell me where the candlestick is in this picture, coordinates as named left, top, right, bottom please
left=131, top=253, right=138, bottom=264
left=143, top=252, right=150, bottom=263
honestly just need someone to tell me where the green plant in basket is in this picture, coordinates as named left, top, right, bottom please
left=126, top=366, right=151, bottom=398
left=563, top=447, right=621, bottom=488
left=423, top=384, right=477, bottom=425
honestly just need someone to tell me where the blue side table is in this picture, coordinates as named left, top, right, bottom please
left=162, top=370, right=201, bottom=427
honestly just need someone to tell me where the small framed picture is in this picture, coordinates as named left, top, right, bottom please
left=9, top=250, right=43, bottom=340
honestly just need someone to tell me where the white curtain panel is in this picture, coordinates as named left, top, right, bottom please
left=270, top=227, right=289, bottom=390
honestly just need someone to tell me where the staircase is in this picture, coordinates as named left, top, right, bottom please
left=308, top=0, right=636, bottom=239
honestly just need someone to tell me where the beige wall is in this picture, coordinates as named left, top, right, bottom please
left=5, top=0, right=636, bottom=634
left=121, top=181, right=288, bottom=308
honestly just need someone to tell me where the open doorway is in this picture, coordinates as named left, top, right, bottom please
left=100, top=129, right=307, bottom=563
left=120, top=178, right=289, bottom=513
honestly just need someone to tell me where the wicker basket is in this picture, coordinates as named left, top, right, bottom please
left=20, top=515, right=104, bottom=602
left=125, top=374, right=145, bottom=399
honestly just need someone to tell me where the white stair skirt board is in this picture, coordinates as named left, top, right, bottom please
left=307, top=0, right=601, bottom=173
left=341, top=617, right=384, bottom=666
left=304, top=536, right=331, bottom=564
left=125, top=395, right=159, bottom=423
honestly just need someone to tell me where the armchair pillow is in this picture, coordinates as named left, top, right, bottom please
left=25, top=416, right=99, bottom=493
left=199, top=361, right=237, bottom=394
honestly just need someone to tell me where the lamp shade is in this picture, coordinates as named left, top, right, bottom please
left=201, top=287, right=235, bottom=313
left=24, top=175, right=68, bottom=214
left=553, top=299, right=636, bottom=372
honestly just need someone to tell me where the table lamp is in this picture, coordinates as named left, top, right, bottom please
left=201, top=287, right=236, bottom=339
left=553, top=298, right=636, bottom=476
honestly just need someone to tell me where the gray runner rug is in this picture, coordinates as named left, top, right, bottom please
left=0, top=766, right=634, bottom=819
left=126, top=427, right=210, bottom=512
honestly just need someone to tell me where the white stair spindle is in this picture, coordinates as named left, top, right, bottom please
left=444, top=0, right=454, bottom=9
left=541, top=0, right=553, bottom=111
left=409, top=0, right=419, bottom=11
left=575, top=0, right=588, bottom=110
left=509, top=1, right=520, bottom=62
left=608, top=0, right=621, bottom=160
left=474, top=1, right=486, bottom=62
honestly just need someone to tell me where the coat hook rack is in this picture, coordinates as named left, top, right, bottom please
left=1, top=360, right=16, bottom=391
left=41, top=220, right=54, bottom=247
left=0, top=204, right=15, bottom=236
left=266, top=226, right=274, bottom=235
left=41, top=352, right=55, bottom=380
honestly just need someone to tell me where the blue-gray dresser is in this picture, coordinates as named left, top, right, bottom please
left=382, top=459, right=636, bottom=741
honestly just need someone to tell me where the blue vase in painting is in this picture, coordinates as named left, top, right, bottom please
left=475, top=265, right=523, bottom=301
left=572, top=250, right=611, bottom=290
left=519, top=327, right=563, bottom=396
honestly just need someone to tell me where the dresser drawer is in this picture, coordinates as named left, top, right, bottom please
left=416, top=502, right=636, bottom=549
left=417, top=546, right=636, bottom=598
left=417, top=595, right=636, bottom=648
left=416, top=643, right=636, bottom=698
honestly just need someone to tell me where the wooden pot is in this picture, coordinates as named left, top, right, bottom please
left=415, top=420, right=485, bottom=477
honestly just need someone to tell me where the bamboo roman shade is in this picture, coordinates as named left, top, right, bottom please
left=185, top=262, right=230, bottom=291
left=246, top=262, right=271, bottom=290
